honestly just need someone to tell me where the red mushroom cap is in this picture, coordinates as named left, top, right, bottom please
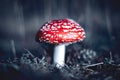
left=36, top=18, right=85, bottom=44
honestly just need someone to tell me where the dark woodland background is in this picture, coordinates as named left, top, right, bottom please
left=0, top=0, right=120, bottom=80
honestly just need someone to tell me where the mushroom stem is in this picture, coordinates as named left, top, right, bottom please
left=53, top=44, right=65, bottom=68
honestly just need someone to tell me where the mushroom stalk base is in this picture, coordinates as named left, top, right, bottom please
left=53, top=44, right=65, bottom=68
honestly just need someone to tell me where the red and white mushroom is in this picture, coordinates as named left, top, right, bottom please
left=36, top=18, right=85, bottom=68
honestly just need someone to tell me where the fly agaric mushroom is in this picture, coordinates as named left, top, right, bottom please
left=36, top=18, right=85, bottom=68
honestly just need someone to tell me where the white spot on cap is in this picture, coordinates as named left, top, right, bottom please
left=63, top=29, right=69, bottom=32
left=57, top=26, right=61, bottom=28
left=64, top=23, right=67, bottom=25
left=63, top=35, right=67, bottom=39
left=62, top=26, right=71, bottom=28
left=46, top=38, right=49, bottom=40
left=45, top=34, right=51, bottom=37
left=43, top=33, right=47, bottom=34
left=58, top=34, right=62, bottom=37
left=70, top=28, right=78, bottom=31
left=53, top=40, right=58, bottom=43
left=51, top=25, right=55, bottom=29
left=51, top=35, right=53, bottom=38
left=54, top=23, right=57, bottom=26
left=78, top=32, right=81, bottom=34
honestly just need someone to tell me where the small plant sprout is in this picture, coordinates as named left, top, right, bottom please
left=36, top=18, right=85, bottom=68
left=109, top=51, right=114, bottom=64
left=11, top=40, right=16, bottom=58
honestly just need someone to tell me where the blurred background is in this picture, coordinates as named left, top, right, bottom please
left=0, top=0, right=120, bottom=61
